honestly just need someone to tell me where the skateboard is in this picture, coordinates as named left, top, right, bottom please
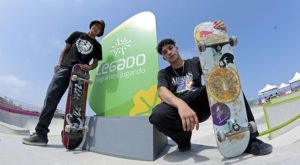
left=62, top=64, right=92, bottom=150
left=194, top=22, right=257, bottom=158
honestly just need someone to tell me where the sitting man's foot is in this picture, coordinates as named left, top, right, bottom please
left=245, top=138, right=272, bottom=155
left=178, top=142, right=191, bottom=152
left=22, top=133, right=48, bottom=146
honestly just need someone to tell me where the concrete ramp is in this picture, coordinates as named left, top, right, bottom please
left=0, top=107, right=39, bottom=128
left=0, top=106, right=63, bottom=135
left=0, top=121, right=30, bottom=136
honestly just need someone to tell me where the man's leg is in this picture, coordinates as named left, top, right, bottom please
left=149, top=86, right=211, bottom=151
left=149, top=102, right=192, bottom=151
left=23, top=68, right=71, bottom=146
left=243, top=93, right=273, bottom=155
left=35, top=68, right=71, bottom=137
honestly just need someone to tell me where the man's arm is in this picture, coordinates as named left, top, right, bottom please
left=158, top=86, right=199, bottom=132
left=158, top=86, right=186, bottom=108
left=54, top=43, right=71, bottom=72
left=58, top=43, right=72, bottom=66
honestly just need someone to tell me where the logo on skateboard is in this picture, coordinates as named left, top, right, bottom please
left=211, top=102, right=230, bottom=126
left=194, top=27, right=227, bottom=44
left=195, top=29, right=213, bottom=42
left=206, top=67, right=240, bottom=103
left=219, top=53, right=234, bottom=68
left=66, top=113, right=83, bottom=128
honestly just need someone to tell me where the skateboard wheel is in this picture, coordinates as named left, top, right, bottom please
left=217, top=131, right=226, bottom=142
left=248, top=121, right=257, bottom=133
left=232, top=123, right=240, bottom=131
left=65, top=125, right=71, bottom=133
left=71, top=75, right=78, bottom=81
left=229, top=36, right=238, bottom=47
left=198, top=41, right=206, bottom=52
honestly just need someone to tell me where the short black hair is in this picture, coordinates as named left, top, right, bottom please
left=157, top=38, right=176, bottom=55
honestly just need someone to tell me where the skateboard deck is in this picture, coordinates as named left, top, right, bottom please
left=194, top=22, right=256, bottom=158
left=62, top=64, right=91, bottom=150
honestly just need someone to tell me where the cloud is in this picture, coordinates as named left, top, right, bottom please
left=0, top=75, right=27, bottom=94
left=0, top=74, right=37, bottom=106
left=0, top=74, right=45, bottom=111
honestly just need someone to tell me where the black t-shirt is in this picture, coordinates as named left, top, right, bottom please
left=157, top=57, right=203, bottom=96
left=61, top=31, right=102, bottom=68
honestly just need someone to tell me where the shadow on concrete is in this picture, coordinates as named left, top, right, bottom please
left=47, top=144, right=64, bottom=149
left=162, top=143, right=216, bottom=163
left=222, top=153, right=254, bottom=165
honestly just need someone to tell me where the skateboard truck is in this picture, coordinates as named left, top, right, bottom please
left=217, top=120, right=257, bottom=143
left=198, top=36, right=238, bottom=52
left=65, top=125, right=89, bottom=133
left=248, top=121, right=257, bottom=133
left=227, top=119, right=240, bottom=131
left=71, top=75, right=93, bottom=85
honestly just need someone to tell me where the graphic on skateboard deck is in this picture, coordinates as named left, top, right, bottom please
left=62, top=64, right=92, bottom=150
left=194, top=22, right=257, bottom=158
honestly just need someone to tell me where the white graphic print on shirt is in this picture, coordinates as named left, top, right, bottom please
left=76, top=38, right=93, bottom=55
left=172, top=72, right=194, bottom=95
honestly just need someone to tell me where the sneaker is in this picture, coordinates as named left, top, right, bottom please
left=178, top=142, right=191, bottom=152
left=245, top=138, right=272, bottom=155
left=22, top=133, right=48, bottom=146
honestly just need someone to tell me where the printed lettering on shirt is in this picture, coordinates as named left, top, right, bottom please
left=171, top=72, right=194, bottom=94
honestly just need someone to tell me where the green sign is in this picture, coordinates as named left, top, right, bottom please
left=88, top=11, right=160, bottom=116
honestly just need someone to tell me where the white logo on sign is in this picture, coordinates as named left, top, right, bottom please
left=111, top=38, right=132, bottom=56
left=76, top=39, right=93, bottom=55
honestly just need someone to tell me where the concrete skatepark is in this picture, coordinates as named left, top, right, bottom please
left=1, top=98, right=300, bottom=165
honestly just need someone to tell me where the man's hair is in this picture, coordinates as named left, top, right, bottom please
left=157, top=38, right=176, bottom=55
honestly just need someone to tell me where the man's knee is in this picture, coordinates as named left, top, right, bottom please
left=149, top=107, right=163, bottom=125
left=149, top=103, right=172, bottom=126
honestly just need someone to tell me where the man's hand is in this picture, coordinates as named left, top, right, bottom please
left=54, top=64, right=61, bottom=73
left=80, top=64, right=91, bottom=72
left=213, top=20, right=227, bottom=32
left=157, top=86, right=199, bottom=132
left=177, top=102, right=199, bottom=132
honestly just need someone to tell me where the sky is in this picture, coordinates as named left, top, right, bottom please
left=0, top=0, right=299, bottom=115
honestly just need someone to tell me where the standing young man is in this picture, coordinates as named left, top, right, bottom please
left=149, top=21, right=272, bottom=155
left=23, top=20, right=105, bottom=146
